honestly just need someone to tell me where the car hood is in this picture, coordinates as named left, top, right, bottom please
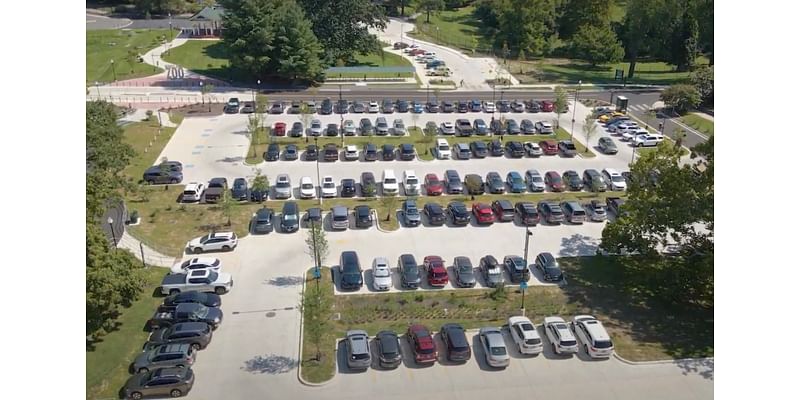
left=187, top=238, right=203, bottom=247
left=459, top=271, right=476, bottom=282
left=216, top=273, right=233, bottom=284
left=403, top=271, right=421, bottom=282
left=206, top=307, right=224, bottom=323
left=132, top=352, right=152, bottom=369
left=124, top=373, right=147, bottom=391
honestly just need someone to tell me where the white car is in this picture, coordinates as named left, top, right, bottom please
left=372, top=257, right=392, bottom=291
left=186, top=232, right=238, bottom=254
left=525, top=169, right=546, bottom=192
left=344, top=145, right=359, bottom=161
left=602, top=168, right=627, bottom=191
left=634, top=133, right=664, bottom=147
left=342, top=119, right=356, bottom=136
left=535, top=121, right=554, bottom=134
left=608, top=121, right=638, bottom=133
left=543, top=316, right=579, bottom=355
left=368, top=101, right=380, bottom=113
left=436, top=139, right=451, bottom=159
left=483, top=102, right=496, bottom=113
left=439, top=121, right=455, bottom=135
left=170, top=257, right=222, bottom=275
left=309, top=119, right=323, bottom=136
left=182, top=182, right=205, bottom=202
left=321, top=176, right=337, bottom=198
left=403, top=170, right=420, bottom=196
left=299, top=176, right=315, bottom=199
left=382, top=169, right=399, bottom=196
left=572, top=315, right=614, bottom=358
left=508, top=316, right=544, bottom=355
left=392, top=119, right=407, bottom=136
left=523, top=142, right=543, bottom=157
left=621, top=128, right=648, bottom=141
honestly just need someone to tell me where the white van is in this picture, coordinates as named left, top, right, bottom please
left=436, top=139, right=451, bottom=159
left=382, top=169, right=399, bottom=196
left=572, top=315, right=614, bottom=358
left=182, top=182, right=205, bottom=202
left=403, top=170, right=420, bottom=196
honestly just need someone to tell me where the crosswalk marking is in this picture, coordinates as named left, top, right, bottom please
left=628, top=104, right=649, bottom=111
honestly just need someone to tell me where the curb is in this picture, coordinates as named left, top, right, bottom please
left=373, top=209, right=400, bottom=233
left=296, top=273, right=339, bottom=387
left=613, top=353, right=714, bottom=366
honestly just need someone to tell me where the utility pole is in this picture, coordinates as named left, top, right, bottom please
left=570, top=80, right=581, bottom=141
left=312, top=222, right=320, bottom=290
left=339, top=85, right=344, bottom=147
left=314, top=137, right=322, bottom=206
left=523, top=226, right=532, bottom=268
left=110, top=59, right=117, bottom=82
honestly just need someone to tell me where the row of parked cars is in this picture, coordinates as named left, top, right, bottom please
left=594, top=107, right=665, bottom=148
left=343, top=314, right=614, bottom=371
left=223, top=96, right=560, bottom=116
left=123, top=286, right=227, bottom=399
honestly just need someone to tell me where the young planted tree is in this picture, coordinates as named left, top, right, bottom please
left=305, top=219, right=329, bottom=269
left=246, top=114, right=261, bottom=158
left=200, top=83, right=214, bottom=111
left=301, top=282, right=332, bottom=361
left=554, top=86, right=569, bottom=128
left=582, top=114, right=599, bottom=153
left=220, top=189, right=234, bottom=226
left=251, top=168, right=270, bottom=195
left=379, top=195, right=399, bottom=221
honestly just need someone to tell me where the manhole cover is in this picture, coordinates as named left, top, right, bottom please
left=265, top=312, right=277, bottom=318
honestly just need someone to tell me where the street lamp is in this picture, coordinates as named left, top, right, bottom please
left=521, top=227, right=532, bottom=314
left=94, top=81, right=101, bottom=99
left=199, top=81, right=204, bottom=104
left=110, top=59, right=117, bottom=82
left=168, top=13, right=173, bottom=43
left=436, top=26, right=440, bottom=42
left=339, top=85, right=344, bottom=147
left=426, top=84, right=430, bottom=105
left=108, top=217, right=117, bottom=248
left=314, top=137, right=322, bottom=206
left=570, top=80, right=581, bottom=141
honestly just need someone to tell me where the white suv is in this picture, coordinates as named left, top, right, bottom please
left=634, top=133, right=664, bottom=147
left=483, top=101, right=496, bottom=113
left=186, top=232, right=238, bottom=254
left=572, top=315, right=614, bottom=358
left=321, top=176, right=337, bottom=198
left=543, top=316, right=579, bottom=355
left=299, top=176, right=315, bottom=199
left=602, top=168, right=627, bottom=191
left=621, top=128, right=648, bottom=141
left=182, top=182, right=205, bottom=202
left=508, top=316, right=543, bottom=355
left=170, top=257, right=222, bottom=275
left=382, top=169, right=398, bottom=196
left=344, top=145, right=359, bottom=161
left=436, top=139, right=451, bottom=159
left=403, top=170, right=420, bottom=196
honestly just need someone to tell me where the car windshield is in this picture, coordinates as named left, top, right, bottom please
left=488, top=267, right=502, bottom=276
left=375, top=267, right=390, bottom=277
left=511, top=177, right=523, bottom=184
left=490, top=346, right=507, bottom=356
left=199, top=234, right=210, bottom=243
left=407, top=178, right=419, bottom=185
left=277, top=181, right=290, bottom=188
left=595, top=340, right=614, bottom=349
left=284, top=214, right=297, bottom=221
left=385, top=178, right=396, bottom=184
left=323, top=182, right=335, bottom=188
left=192, top=305, right=210, bottom=318
left=353, top=353, right=369, bottom=360
left=302, top=183, right=313, bottom=189
left=611, top=175, right=625, bottom=182
left=458, top=264, right=472, bottom=273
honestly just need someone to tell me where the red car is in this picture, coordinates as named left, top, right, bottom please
left=539, top=139, right=558, bottom=155
left=407, top=324, right=438, bottom=364
left=540, top=100, right=554, bottom=112
left=409, top=48, right=426, bottom=56
left=423, top=256, right=449, bottom=287
left=544, top=171, right=565, bottom=192
left=425, top=173, right=444, bottom=196
left=273, top=122, right=287, bottom=137
left=472, top=203, right=495, bottom=225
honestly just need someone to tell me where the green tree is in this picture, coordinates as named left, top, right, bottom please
left=251, top=168, right=270, bottom=194
left=417, top=0, right=445, bottom=23
left=690, top=65, right=713, bottom=106
left=246, top=114, right=261, bottom=158
left=220, top=189, right=234, bottom=226
left=297, top=0, right=388, bottom=63
left=660, top=84, right=701, bottom=114
left=621, top=0, right=670, bottom=78
left=379, top=196, right=399, bottom=221
left=271, top=0, right=324, bottom=80
left=305, top=219, right=329, bottom=268
left=301, top=281, right=333, bottom=361
left=553, top=86, right=568, bottom=127
left=86, top=101, right=135, bottom=220
left=557, top=0, right=613, bottom=38
left=493, top=0, right=558, bottom=57
left=569, top=24, right=624, bottom=65
left=664, top=0, right=699, bottom=72
left=582, top=113, right=598, bottom=153
left=200, top=83, right=213, bottom=111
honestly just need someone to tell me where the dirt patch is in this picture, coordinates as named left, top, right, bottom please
left=162, top=103, right=224, bottom=118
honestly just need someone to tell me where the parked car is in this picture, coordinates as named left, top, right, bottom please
left=634, top=133, right=664, bottom=147
left=447, top=201, right=471, bottom=226
left=351, top=101, right=366, bottom=113
left=454, top=142, right=470, bottom=159
left=455, top=119, right=473, bottom=136
left=392, top=119, right=407, bottom=136
left=401, top=199, right=421, bottom=227
left=543, top=316, right=579, bottom=354
left=289, top=122, right=304, bottom=137
left=407, top=324, right=437, bottom=364
left=540, top=100, right=554, bottom=112
left=272, top=122, right=286, bottom=136
left=497, top=100, right=511, bottom=113
left=382, top=98, right=394, bottom=113
left=423, top=202, right=446, bottom=226
left=359, top=118, right=374, bottom=136
left=440, top=323, right=472, bottom=362
left=503, top=255, right=529, bottom=283
left=602, top=168, right=627, bottom=191
left=340, top=178, right=356, bottom=198
left=470, top=140, right=488, bottom=157
left=320, top=98, right=333, bottom=114
left=485, top=172, right=506, bottom=194
left=453, top=256, right=476, bottom=287
left=479, top=327, right=510, bottom=368
left=572, top=315, right=615, bottom=358
left=382, top=169, right=399, bottom=195
left=562, top=170, right=583, bottom=191
left=283, top=144, right=298, bottom=161
left=305, top=207, right=322, bottom=227
left=145, top=322, right=213, bottom=351
left=343, top=145, right=358, bottom=161
left=508, top=316, right=544, bottom=355
left=224, top=97, right=240, bottom=113
left=606, top=197, right=626, bottom=217
left=335, top=99, right=349, bottom=114
left=505, top=119, right=521, bottom=135
left=305, top=144, right=318, bottom=161
left=544, top=171, right=565, bottom=192
left=412, top=100, right=424, bottom=113
left=561, top=201, right=587, bottom=224
left=464, top=174, right=485, bottom=195
left=505, top=141, right=525, bottom=157
left=342, top=120, right=357, bottom=136
left=483, top=101, right=496, bottom=113
left=423, top=255, right=449, bottom=287
left=440, top=121, right=456, bottom=135
left=520, top=119, right=536, bottom=134
left=309, top=119, right=323, bottom=136
left=506, top=171, right=526, bottom=193
left=331, top=206, right=349, bottom=230
left=399, top=143, right=416, bottom=160
left=456, top=101, right=469, bottom=113
left=264, top=143, right=280, bottom=161
left=539, top=139, right=558, bottom=155
left=426, top=99, right=440, bottom=113
left=511, top=100, right=526, bottom=113
left=537, top=201, right=564, bottom=225
left=123, top=367, right=195, bottom=400
left=339, top=251, right=363, bottom=290
left=445, top=169, right=464, bottom=194
left=361, top=172, right=377, bottom=197
left=558, top=140, right=578, bottom=157
left=298, top=176, right=315, bottom=199
left=367, top=100, right=380, bottom=113
left=396, top=99, right=410, bottom=113
left=344, top=330, right=371, bottom=370
left=274, top=174, right=292, bottom=199
left=251, top=208, right=274, bottom=234
left=280, top=202, right=300, bottom=232
left=202, top=178, right=228, bottom=204
left=182, top=183, right=205, bottom=203
left=474, top=119, right=489, bottom=135
left=535, top=252, right=563, bottom=281
left=586, top=200, right=607, bottom=222
left=147, top=303, right=223, bottom=331
left=515, top=202, right=540, bottom=226
left=323, top=144, right=338, bottom=161
left=472, top=202, right=495, bottom=225
left=490, top=119, right=503, bottom=135
left=424, top=173, right=444, bottom=196
left=375, top=330, right=403, bottom=368
left=583, top=169, right=607, bottom=192
left=441, top=100, right=456, bottom=113
left=535, top=121, right=554, bottom=134
left=526, top=100, right=541, bottom=112
left=325, top=123, right=338, bottom=137
left=353, top=205, right=372, bottom=228
left=491, top=199, right=515, bottom=222
left=163, top=291, right=221, bottom=308
left=525, top=169, right=546, bottom=192
left=480, top=255, right=503, bottom=287
left=143, top=166, right=183, bottom=185
left=269, top=102, right=285, bottom=114
left=598, top=137, right=618, bottom=154
left=523, top=141, right=543, bottom=157
left=382, top=143, right=395, bottom=161
left=185, top=232, right=238, bottom=254
left=362, top=143, right=378, bottom=161
left=399, top=254, right=421, bottom=289
left=436, top=138, right=452, bottom=159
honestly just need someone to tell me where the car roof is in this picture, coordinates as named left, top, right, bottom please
left=332, top=206, right=347, bottom=215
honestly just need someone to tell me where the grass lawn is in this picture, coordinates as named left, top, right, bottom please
left=300, top=255, right=713, bottom=382
left=506, top=58, right=709, bottom=85
left=349, top=51, right=413, bottom=68
left=86, top=267, right=168, bottom=399
left=680, top=114, right=714, bottom=136
left=122, top=116, right=179, bottom=181
left=161, top=39, right=236, bottom=81
left=411, top=6, right=489, bottom=53
left=87, top=29, right=169, bottom=84
left=300, top=268, right=337, bottom=383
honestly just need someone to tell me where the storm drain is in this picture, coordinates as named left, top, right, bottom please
left=265, top=311, right=277, bottom=318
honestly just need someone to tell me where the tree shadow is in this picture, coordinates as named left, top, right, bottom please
left=241, top=354, right=299, bottom=374
left=557, top=234, right=600, bottom=257
left=265, top=276, right=305, bottom=287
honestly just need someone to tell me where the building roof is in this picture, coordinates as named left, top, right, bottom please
left=189, top=5, right=225, bottom=22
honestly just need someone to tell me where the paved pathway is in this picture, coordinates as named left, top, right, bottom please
left=118, top=230, right=178, bottom=268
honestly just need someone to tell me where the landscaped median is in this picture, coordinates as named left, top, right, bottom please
left=298, top=256, right=713, bottom=383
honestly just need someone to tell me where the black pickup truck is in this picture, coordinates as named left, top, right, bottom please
left=204, top=178, right=228, bottom=203
left=147, top=303, right=223, bottom=331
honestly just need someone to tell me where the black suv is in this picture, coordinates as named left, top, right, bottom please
left=398, top=254, right=421, bottom=289
left=324, top=144, right=338, bottom=161
left=363, top=143, right=378, bottom=161
left=339, top=251, right=363, bottom=290
left=470, top=141, right=488, bottom=158
left=341, top=179, right=356, bottom=197
left=503, top=255, right=530, bottom=283
left=399, top=143, right=415, bottom=160
left=447, top=201, right=471, bottom=226
left=280, top=202, right=300, bottom=232
left=354, top=205, right=372, bottom=228
left=440, top=323, right=472, bottom=362
left=535, top=252, right=563, bottom=282
left=382, top=98, right=395, bottom=113
left=359, top=118, right=374, bottom=136
left=457, top=101, right=469, bottom=113
left=426, top=99, right=440, bottom=113
left=489, top=139, right=504, bottom=156
left=382, top=144, right=396, bottom=161
left=265, top=143, right=280, bottom=161
left=360, top=172, right=377, bottom=197
left=396, top=99, right=409, bottom=113
left=320, top=98, right=333, bottom=114
left=505, top=141, right=525, bottom=158
left=335, top=99, right=349, bottom=114
left=305, top=144, right=318, bottom=161
left=423, top=202, right=446, bottom=226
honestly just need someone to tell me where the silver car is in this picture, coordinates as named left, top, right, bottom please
left=392, top=119, right=407, bottom=136
left=372, top=257, right=392, bottom=291
left=479, top=327, right=510, bottom=368
left=274, top=174, right=292, bottom=199
left=375, top=117, right=390, bottom=135
left=525, top=169, right=546, bottom=192
left=133, top=343, right=195, bottom=373
left=345, top=330, right=371, bottom=370
left=309, top=119, right=323, bottom=136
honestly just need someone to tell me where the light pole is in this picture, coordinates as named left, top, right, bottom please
left=523, top=226, right=532, bottom=269
left=110, top=59, right=117, bottom=82
left=108, top=217, right=117, bottom=248
left=94, top=81, right=101, bottom=99
left=314, top=137, right=322, bottom=206
left=630, top=144, right=636, bottom=164
left=436, top=26, right=440, bottom=43
left=570, top=80, right=581, bottom=141
left=426, top=84, right=430, bottom=105
left=168, top=13, right=173, bottom=44
left=312, top=221, right=321, bottom=290
left=339, top=85, right=344, bottom=147
left=521, top=227, right=532, bottom=315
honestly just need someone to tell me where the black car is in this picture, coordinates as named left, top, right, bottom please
left=320, top=98, right=333, bottom=114
left=339, top=251, right=363, bottom=290
left=537, top=201, right=564, bottom=225
left=441, top=101, right=456, bottom=113
left=503, top=255, right=530, bottom=283
left=163, top=291, right=221, bottom=308
left=265, top=143, right=280, bottom=161
left=489, top=139, right=504, bottom=156
left=453, top=256, right=476, bottom=287
left=535, top=252, right=563, bottom=281
left=224, top=97, right=239, bottom=113
left=505, top=141, right=525, bottom=158
left=399, top=143, right=415, bottom=160
left=335, top=99, right=349, bottom=114
left=490, top=119, right=504, bottom=135
left=485, top=172, right=506, bottom=194
left=506, top=119, right=521, bottom=135
left=497, top=100, right=511, bottom=113
left=252, top=207, right=274, bottom=234
left=423, top=203, right=446, bottom=226
left=283, top=144, right=298, bottom=161
left=457, top=101, right=469, bottom=113
left=562, top=170, right=583, bottom=191
left=324, top=143, right=339, bottom=161
left=230, top=178, right=248, bottom=201
left=340, top=179, right=356, bottom=198
left=382, top=98, right=394, bottom=113
left=354, top=205, right=372, bottom=228
left=250, top=186, right=268, bottom=202
left=447, top=201, right=471, bottom=226
left=470, top=141, right=488, bottom=158
left=290, top=122, right=303, bottom=137
left=305, top=144, right=318, bottom=161
left=474, top=119, right=489, bottom=135
left=360, top=172, right=377, bottom=197
left=359, top=118, right=374, bottom=136
left=526, top=100, right=541, bottom=112
left=352, top=101, right=366, bottom=113
left=363, top=143, right=378, bottom=161
left=280, top=202, right=299, bottom=232
left=455, top=119, right=473, bottom=136
left=396, top=100, right=410, bottom=113
left=520, top=119, right=536, bottom=134
left=269, top=102, right=284, bottom=114
left=399, top=254, right=421, bottom=289
left=375, top=330, right=402, bottom=368
left=426, top=99, right=440, bottom=113
left=325, top=123, right=339, bottom=136
left=514, top=202, right=539, bottom=226
left=440, top=323, right=472, bottom=362
left=382, top=144, right=396, bottom=161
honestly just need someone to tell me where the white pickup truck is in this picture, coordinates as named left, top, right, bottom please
left=160, top=269, right=233, bottom=296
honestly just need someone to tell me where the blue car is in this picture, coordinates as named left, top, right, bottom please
left=506, top=171, right=527, bottom=193
left=469, top=99, right=482, bottom=112
left=412, top=101, right=424, bottom=113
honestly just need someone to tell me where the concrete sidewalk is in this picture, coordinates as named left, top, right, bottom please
left=118, top=230, right=179, bottom=268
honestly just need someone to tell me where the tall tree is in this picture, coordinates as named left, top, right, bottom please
left=271, top=0, right=324, bottom=80
left=553, top=86, right=568, bottom=127
left=557, top=0, right=613, bottom=38
left=493, top=0, right=558, bottom=57
left=417, top=0, right=445, bottom=23
left=297, top=0, right=388, bottom=63
left=570, top=24, right=624, bottom=65
left=621, top=0, right=668, bottom=78
left=690, top=66, right=713, bottom=106
left=220, top=0, right=275, bottom=78
left=582, top=113, right=598, bottom=153
left=660, top=84, right=701, bottom=114
left=305, top=220, right=329, bottom=268
left=664, top=0, right=699, bottom=71
left=86, top=101, right=135, bottom=221
left=696, top=0, right=713, bottom=64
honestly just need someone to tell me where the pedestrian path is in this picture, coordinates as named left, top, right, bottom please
left=118, top=230, right=179, bottom=268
